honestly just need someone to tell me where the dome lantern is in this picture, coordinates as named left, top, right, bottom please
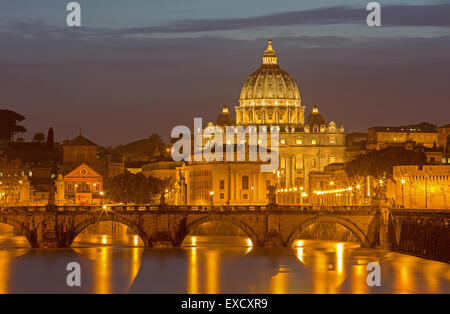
left=262, top=39, right=278, bottom=65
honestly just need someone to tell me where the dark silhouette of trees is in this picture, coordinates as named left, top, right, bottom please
left=0, top=110, right=26, bottom=143
left=345, top=147, right=426, bottom=181
left=104, top=172, right=165, bottom=204
left=32, top=132, right=46, bottom=143
left=46, top=127, right=54, bottom=150
left=112, top=133, right=168, bottom=159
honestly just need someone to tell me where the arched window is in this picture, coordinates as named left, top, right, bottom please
left=242, top=175, right=249, bottom=190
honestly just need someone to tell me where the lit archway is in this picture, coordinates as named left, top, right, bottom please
left=0, top=220, right=31, bottom=248
left=286, top=216, right=370, bottom=248
left=71, top=213, right=146, bottom=247
left=183, top=215, right=260, bottom=248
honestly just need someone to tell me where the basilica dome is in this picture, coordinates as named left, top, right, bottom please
left=239, top=39, right=301, bottom=107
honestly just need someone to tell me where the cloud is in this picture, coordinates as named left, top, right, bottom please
left=0, top=11, right=449, bottom=145
left=97, top=3, right=450, bottom=36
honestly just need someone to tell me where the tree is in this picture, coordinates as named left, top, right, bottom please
left=345, top=147, right=426, bottom=181
left=0, top=110, right=26, bottom=142
left=0, top=156, right=23, bottom=204
left=148, top=133, right=167, bottom=157
left=104, top=172, right=164, bottom=204
left=32, top=132, right=46, bottom=143
left=46, top=127, right=55, bottom=150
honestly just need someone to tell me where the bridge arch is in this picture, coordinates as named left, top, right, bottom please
left=184, top=215, right=261, bottom=247
left=0, top=217, right=23, bottom=232
left=71, top=212, right=147, bottom=246
left=286, top=216, right=370, bottom=248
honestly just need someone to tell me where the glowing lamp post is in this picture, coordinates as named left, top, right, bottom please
left=401, top=178, right=405, bottom=207
left=209, top=191, right=214, bottom=206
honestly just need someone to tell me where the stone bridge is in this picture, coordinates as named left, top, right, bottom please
left=0, top=205, right=448, bottom=254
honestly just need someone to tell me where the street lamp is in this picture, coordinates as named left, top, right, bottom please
left=401, top=178, right=405, bottom=207
left=209, top=191, right=214, bottom=206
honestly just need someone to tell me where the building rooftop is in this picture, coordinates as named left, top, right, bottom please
left=369, top=122, right=437, bottom=133
left=65, top=132, right=98, bottom=147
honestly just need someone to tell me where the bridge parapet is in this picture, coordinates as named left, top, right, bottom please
left=1, top=204, right=382, bottom=213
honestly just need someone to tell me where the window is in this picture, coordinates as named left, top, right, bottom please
left=242, top=175, right=249, bottom=190
left=329, top=136, right=336, bottom=144
left=296, top=137, right=302, bottom=145
left=243, top=194, right=248, bottom=199
left=220, top=180, right=225, bottom=189
left=220, top=193, right=224, bottom=199
left=280, top=139, right=285, bottom=144
left=312, top=139, right=317, bottom=145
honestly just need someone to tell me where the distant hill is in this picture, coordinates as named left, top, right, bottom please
left=112, top=134, right=167, bottom=160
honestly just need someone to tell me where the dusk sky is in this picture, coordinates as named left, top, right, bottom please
left=1, top=0, right=450, bottom=146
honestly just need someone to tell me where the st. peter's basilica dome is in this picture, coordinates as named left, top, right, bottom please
left=239, top=39, right=301, bottom=108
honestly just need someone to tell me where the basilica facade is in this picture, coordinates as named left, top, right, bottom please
left=176, top=39, right=345, bottom=205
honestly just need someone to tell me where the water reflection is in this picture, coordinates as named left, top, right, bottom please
left=0, top=233, right=448, bottom=294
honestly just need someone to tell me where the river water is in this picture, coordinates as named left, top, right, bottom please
left=0, top=233, right=448, bottom=294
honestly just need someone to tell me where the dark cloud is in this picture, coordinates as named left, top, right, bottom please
left=0, top=20, right=449, bottom=145
left=95, top=3, right=450, bottom=36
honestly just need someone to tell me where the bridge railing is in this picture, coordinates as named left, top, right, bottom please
left=1, top=204, right=381, bottom=214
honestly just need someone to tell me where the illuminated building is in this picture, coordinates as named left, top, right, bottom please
left=176, top=145, right=276, bottom=206
left=142, top=160, right=182, bottom=181
left=367, top=122, right=445, bottom=150
left=62, top=131, right=124, bottom=178
left=390, top=165, right=450, bottom=209
left=209, top=39, right=346, bottom=197
left=55, top=163, right=103, bottom=205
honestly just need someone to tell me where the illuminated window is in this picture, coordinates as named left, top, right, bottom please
left=312, top=139, right=317, bottom=145
left=296, top=138, right=302, bottom=145
left=280, top=139, right=285, bottom=144
left=329, top=136, right=336, bottom=144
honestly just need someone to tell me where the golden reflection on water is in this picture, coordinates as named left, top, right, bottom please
left=185, top=235, right=251, bottom=294
left=72, top=232, right=144, bottom=294
left=270, top=266, right=289, bottom=294
left=187, top=247, right=198, bottom=294
left=0, top=232, right=449, bottom=294
left=0, top=248, right=30, bottom=293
